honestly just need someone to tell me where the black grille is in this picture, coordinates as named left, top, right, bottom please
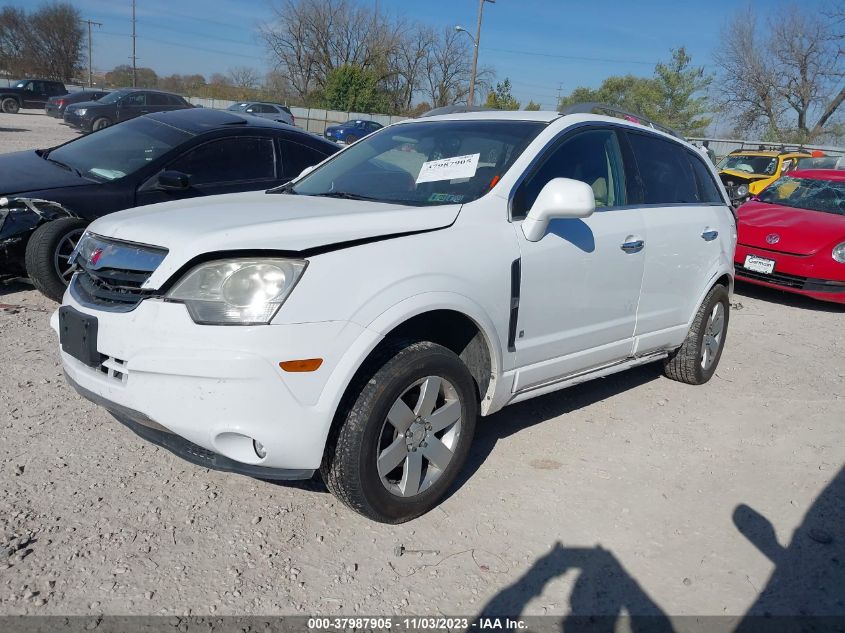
left=73, top=265, right=156, bottom=309
left=736, top=265, right=845, bottom=293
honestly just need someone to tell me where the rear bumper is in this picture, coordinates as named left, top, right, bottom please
left=735, top=243, right=845, bottom=304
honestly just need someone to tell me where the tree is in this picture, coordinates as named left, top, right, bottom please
left=716, top=4, right=845, bottom=141
left=420, top=27, right=475, bottom=108
left=105, top=65, right=158, bottom=89
left=524, top=100, right=541, bottom=111
left=0, top=3, right=84, bottom=81
left=484, top=78, right=520, bottom=110
left=229, top=66, right=260, bottom=90
left=558, top=48, right=712, bottom=136
left=320, top=64, right=390, bottom=112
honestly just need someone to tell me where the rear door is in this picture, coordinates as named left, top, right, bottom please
left=510, top=126, right=647, bottom=391
left=622, top=130, right=731, bottom=352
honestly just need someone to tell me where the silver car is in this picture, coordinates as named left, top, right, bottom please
left=227, top=102, right=295, bottom=126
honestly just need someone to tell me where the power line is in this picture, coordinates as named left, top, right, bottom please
left=486, top=46, right=656, bottom=66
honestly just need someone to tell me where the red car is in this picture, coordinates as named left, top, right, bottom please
left=734, top=169, right=845, bottom=304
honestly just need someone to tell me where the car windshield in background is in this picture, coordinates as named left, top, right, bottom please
left=45, top=117, right=191, bottom=182
left=291, top=120, right=545, bottom=206
left=718, top=154, right=777, bottom=175
left=227, top=103, right=250, bottom=111
left=758, top=176, right=845, bottom=215
left=96, top=90, right=131, bottom=105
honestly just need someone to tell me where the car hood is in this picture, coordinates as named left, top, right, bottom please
left=87, top=190, right=460, bottom=283
left=736, top=200, right=845, bottom=256
left=719, top=170, right=766, bottom=184
left=0, top=150, right=89, bottom=196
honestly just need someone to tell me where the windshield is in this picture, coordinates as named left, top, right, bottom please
left=758, top=176, right=845, bottom=215
left=718, top=154, right=777, bottom=175
left=96, top=90, right=130, bottom=105
left=14, top=80, right=29, bottom=89
left=291, top=120, right=545, bottom=206
left=227, top=103, right=250, bottom=111
left=46, top=117, right=191, bottom=182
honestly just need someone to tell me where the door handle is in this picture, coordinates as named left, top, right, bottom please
left=621, top=239, right=645, bottom=253
left=701, top=229, right=719, bottom=241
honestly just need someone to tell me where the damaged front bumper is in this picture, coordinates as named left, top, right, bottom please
left=0, top=197, right=76, bottom=274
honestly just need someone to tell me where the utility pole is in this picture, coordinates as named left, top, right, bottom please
left=80, top=19, right=102, bottom=88
left=131, top=0, right=137, bottom=87
left=556, top=82, right=563, bottom=110
left=468, top=0, right=494, bottom=107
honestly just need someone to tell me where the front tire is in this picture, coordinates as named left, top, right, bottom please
left=92, top=117, right=111, bottom=132
left=1, top=97, right=20, bottom=114
left=321, top=340, right=478, bottom=523
left=25, top=218, right=88, bottom=302
left=663, top=284, right=730, bottom=385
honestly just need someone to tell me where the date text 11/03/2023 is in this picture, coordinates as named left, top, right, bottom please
left=307, top=617, right=529, bottom=630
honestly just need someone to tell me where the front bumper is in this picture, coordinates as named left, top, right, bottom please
left=63, top=111, right=92, bottom=130
left=735, top=243, right=845, bottom=304
left=53, top=292, right=381, bottom=472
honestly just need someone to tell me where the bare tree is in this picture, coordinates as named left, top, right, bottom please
left=0, top=3, right=83, bottom=81
left=228, top=66, right=260, bottom=90
left=716, top=4, right=845, bottom=140
left=421, top=27, right=474, bottom=108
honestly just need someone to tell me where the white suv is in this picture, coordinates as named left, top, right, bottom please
left=53, top=108, right=736, bottom=523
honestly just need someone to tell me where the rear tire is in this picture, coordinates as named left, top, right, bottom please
left=1, top=97, right=20, bottom=114
left=663, top=284, right=730, bottom=385
left=321, top=339, right=478, bottom=523
left=25, top=218, right=88, bottom=302
left=92, top=117, right=111, bottom=132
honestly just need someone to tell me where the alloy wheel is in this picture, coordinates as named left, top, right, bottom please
left=376, top=376, right=463, bottom=498
left=700, top=302, right=725, bottom=370
left=53, top=228, right=85, bottom=285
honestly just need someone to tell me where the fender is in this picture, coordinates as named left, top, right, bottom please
left=686, top=263, right=734, bottom=331
left=0, top=197, right=78, bottom=245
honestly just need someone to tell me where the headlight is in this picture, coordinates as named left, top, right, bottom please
left=76, top=108, right=87, bottom=116
left=735, top=184, right=749, bottom=198
left=166, top=258, right=307, bottom=324
left=833, top=242, right=845, bottom=264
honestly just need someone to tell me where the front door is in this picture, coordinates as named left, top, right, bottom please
left=510, top=127, right=646, bottom=392
left=117, top=92, right=148, bottom=122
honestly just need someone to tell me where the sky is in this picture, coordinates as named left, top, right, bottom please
left=10, top=0, right=832, bottom=112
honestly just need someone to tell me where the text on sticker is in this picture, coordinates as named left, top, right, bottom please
left=416, top=153, right=481, bottom=184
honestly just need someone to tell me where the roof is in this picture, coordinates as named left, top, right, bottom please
left=729, top=149, right=811, bottom=158
left=401, top=110, right=562, bottom=123
left=789, top=169, right=845, bottom=181
left=145, top=108, right=299, bottom=134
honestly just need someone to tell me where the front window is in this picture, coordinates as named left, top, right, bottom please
left=45, top=117, right=191, bottom=182
left=758, top=176, right=845, bottom=216
left=717, top=154, right=778, bottom=176
left=290, top=120, right=545, bottom=206
left=97, top=89, right=131, bottom=105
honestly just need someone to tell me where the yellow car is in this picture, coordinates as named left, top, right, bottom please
left=717, top=149, right=810, bottom=203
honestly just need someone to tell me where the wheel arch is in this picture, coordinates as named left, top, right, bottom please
left=686, top=268, right=734, bottom=330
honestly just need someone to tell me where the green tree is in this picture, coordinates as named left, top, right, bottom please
left=484, top=78, right=520, bottom=110
left=320, top=64, right=391, bottom=112
left=524, top=100, right=541, bottom=111
left=558, top=48, right=712, bottom=136
left=104, top=64, right=158, bottom=88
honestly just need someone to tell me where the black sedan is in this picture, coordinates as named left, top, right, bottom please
left=63, top=88, right=193, bottom=132
left=0, top=108, right=338, bottom=301
left=46, top=89, right=110, bottom=118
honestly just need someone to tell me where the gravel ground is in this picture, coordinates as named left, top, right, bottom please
left=1, top=111, right=844, bottom=620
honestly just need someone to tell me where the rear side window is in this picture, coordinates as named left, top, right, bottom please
left=688, top=153, right=724, bottom=203
left=513, top=128, right=627, bottom=218
left=169, top=137, right=276, bottom=185
left=167, top=94, right=185, bottom=106
left=626, top=132, right=699, bottom=204
left=282, top=141, right=332, bottom=178
left=147, top=93, right=168, bottom=106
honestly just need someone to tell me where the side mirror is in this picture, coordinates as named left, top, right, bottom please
left=157, top=170, right=191, bottom=191
left=522, top=178, right=596, bottom=242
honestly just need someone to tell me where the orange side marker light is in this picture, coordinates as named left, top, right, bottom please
left=280, top=358, right=323, bottom=372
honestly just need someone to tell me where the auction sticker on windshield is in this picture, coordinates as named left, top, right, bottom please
left=416, top=153, right=480, bottom=183
left=744, top=254, right=775, bottom=274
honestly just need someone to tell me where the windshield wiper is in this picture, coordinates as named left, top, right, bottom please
left=42, top=153, right=83, bottom=178
left=310, top=191, right=388, bottom=202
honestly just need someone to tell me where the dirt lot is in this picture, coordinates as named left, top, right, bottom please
left=1, top=111, right=843, bottom=622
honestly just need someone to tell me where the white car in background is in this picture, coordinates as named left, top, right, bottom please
left=53, top=106, right=736, bottom=523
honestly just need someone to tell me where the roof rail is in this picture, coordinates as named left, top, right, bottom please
left=559, top=102, right=681, bottom=138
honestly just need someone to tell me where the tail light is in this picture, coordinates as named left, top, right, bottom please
left=57, top=100, right=66, bottom=108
